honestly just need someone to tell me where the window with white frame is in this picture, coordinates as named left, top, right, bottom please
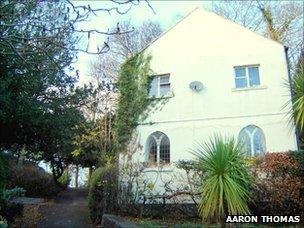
left=147, top=131, right=170, bottom=165
left=149, top=74, right=170, bottom=97
left=238, top=125, right=266, bottom=156
left=234, top=65, right=260, bottom=88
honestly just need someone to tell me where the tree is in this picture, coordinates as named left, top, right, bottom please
left=115, top=53, right=153, bottom=148
left=90, top=20, right=162, bottom=84
left=289, top=50, right=304, bottom=145
left=84, top=20, right=162, bottom=138
left=211, top=1, right=303, bottom=73
left=193, top=136, right=251, bottom=224
left=72, top=113, right=116, bottom=178
left=0, top=0, right=141, bottom=182
left=70, top=20, right=162, bottom=184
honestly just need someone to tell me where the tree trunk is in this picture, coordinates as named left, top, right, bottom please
left=75, top=165, right=79, bottom=188
left=88, top=166, right=93, bottom=183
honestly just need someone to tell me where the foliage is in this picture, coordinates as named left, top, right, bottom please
left=0, top=0, right=95, bottom=183
left=115, top=53, right=154, bottom=149
left=211, top=1, right=303, bottom=72
left=86, top=45, right=164, bottom=223
left=0, top=187, right=25, bottom=226
left=0, top=216, right=8, bottom=228
left=7, top=163, right=61, bottom=198
left=0, top=153, right=6, bottom=195
left=72, top=114, right=116, bottom=168
left=88, top=165, right=118, bottom=225
left=249, top=152, right=304, bottom=216
left=90, top=20, right=162, bottom=82
left=1, top=188, right=25, bottom=202
left=118, top=159, right=154, bottom=216
left=57, top=169, right=71, bottom=189
left=290, top=150, right=304, bottom=176
left=193, top=135, right=252, bottom=223
left=289, top=55, right=304, bottom=134
left=0, top=202, right=23, bottom=226
left=117, top=157, right=204, bottom=219
left=0, top=0, right=138, bottom=183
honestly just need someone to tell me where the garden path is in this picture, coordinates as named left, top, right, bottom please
left=38, top=188, right=93, bottom=228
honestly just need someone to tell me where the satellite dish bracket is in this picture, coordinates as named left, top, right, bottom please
left=189, top=81, right=204, bottom=92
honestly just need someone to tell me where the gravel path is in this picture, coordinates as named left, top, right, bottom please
left=38, top=188, right=93, bottom=228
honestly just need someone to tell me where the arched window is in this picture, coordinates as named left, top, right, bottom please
left=146, top=132, right=170, bottom=165
left=238, top=125, right=266, bottom=156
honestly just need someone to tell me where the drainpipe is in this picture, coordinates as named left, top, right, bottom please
left=284, top=46, right=300, bottom=150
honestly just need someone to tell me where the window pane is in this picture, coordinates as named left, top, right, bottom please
left=246, top=125, right=256, bottom=134
left=235, top=78, right=247, bottom=88
left=149, top=77, right=158, bottom=97
left=159, top=136, right=170, bottom=163
left=148, top=138, right=157, bottom=164
left=235, top=67, right=246, bottom=78
left=160, top=84, right=170, bottom=96
left=248, top=67, right=260, bottom=86
left=253, top=129, right=265, bottom=156
left=238, top=125, right=266, bottom=157
left=160, top=75, right=170, bottom=84
left=238, top=130, right=251, bottom=156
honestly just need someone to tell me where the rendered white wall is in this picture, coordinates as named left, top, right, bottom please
left=129, top=8, right=298, bottom=193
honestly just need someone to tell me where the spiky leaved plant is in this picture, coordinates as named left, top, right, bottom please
left=289, top=68, right=304, bottom=133
left=193, top=135, right=251, bottom=223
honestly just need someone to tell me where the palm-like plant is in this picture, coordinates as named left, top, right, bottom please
left=193, top=135, right=251, bottom=223
left=289, top=68, right=304, bottom=133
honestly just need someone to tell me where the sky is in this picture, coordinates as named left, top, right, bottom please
left=74, top=0, right=213, bottom=85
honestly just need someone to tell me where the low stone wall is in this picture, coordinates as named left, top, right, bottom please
left=12, top=197, right=45, bottom=205
left=101, top=214, right=138, bottom=228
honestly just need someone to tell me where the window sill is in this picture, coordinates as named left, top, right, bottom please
left=142, top=166, right=173, bottom=173
left=231, top=85, right=267, bottom=92
left=150, top=91, right=174, bottom=99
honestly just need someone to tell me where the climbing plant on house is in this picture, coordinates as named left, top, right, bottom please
left=88, top=53, right=159, bottom=221
left=115, top=53, right=155, bottom=151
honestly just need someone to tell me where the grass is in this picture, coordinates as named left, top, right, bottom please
left=135, top=218, right=301, bottom=228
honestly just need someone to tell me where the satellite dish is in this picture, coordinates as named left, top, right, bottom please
left=189, top=81, right=204, bottom=92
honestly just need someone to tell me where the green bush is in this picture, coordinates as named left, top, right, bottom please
left=249, top=151, right=304, bottom=217
left=0, top=216, right=8, bottom=228
left=290, top=150, right=304, bottom=177
left=0, top=187, right=25, bottom=225
left=0, top=152, right=7, bottom=194
left=193, top=135, right=252, bottom=223
left=88, top=165, right=118, bottom=225
left=58, top=169, right=71, bottom=189
left=7, top=163, right=61, bottom=198
left=2, top=187, right=25, bottom=201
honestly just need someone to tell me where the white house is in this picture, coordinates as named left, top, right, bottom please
left=125, top=8, right=298, bottom=194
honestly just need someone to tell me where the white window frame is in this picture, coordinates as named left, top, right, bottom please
left=150, top=74, right=171, bottom=97
left=238, top=125, right=266, bottom=157
left=234, top=64, right=260, bottom=89
left=146, top=132, right=170, bottom=166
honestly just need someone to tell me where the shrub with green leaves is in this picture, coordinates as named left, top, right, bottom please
left=88, top=165, right=118, bottom=225
left=0, top=216, right=8, bottom=228
left=193, top=135, right=251, bottom=223
left=7, top=163, right=61, bottom=197
left=58, top=169, right=71, bottom=189
left=0, top=187, right=25, bottom=225
left=115, top=53, right=153, bottom=149
left=0, top=152, right=6, bottom=195
left=249, top=151, right=304, bottom=217
left=289, top=69, right=304, bottom=131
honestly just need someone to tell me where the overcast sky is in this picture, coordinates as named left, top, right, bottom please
left=74, top=1, right=213, bottom=85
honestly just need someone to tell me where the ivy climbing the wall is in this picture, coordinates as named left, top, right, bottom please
left=115, top=53, right=155, bottom=150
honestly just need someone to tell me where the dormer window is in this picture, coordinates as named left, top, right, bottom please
left=234, top=65, right=260, bottom=88
left=149, top=74, right=170, bottom=97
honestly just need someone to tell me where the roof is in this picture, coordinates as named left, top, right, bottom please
left=140, top=7, right=283, bottom=54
